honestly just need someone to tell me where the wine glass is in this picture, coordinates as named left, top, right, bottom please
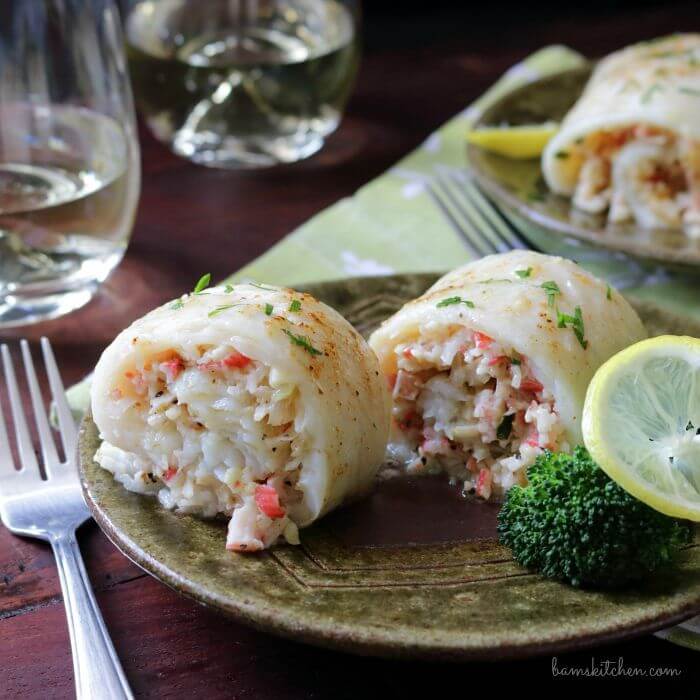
left=0, top=0, right=141, bottom=327
left=121, top=0, right=361, bottom=168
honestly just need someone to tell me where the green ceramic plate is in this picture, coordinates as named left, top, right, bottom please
left=467, top=66, right=700, bottom=268
left=79, top=274, right=700, bottom=661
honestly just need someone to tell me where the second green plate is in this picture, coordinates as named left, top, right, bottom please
left=467, top=67, right=700, bottom=268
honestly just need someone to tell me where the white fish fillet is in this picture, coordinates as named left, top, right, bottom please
left=542, top=34, right=700, bottom=234
left=91, top=283, right=391, bottom=551
left=369, top=251, right=646, bottom=450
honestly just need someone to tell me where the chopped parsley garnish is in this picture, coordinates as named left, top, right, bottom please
left=282, top=328, right=322, bottom=356
left=554, top=151, right=570, bottom=159
left=249, top=282, right=277, bottom=291
left=264, top=303, right=273, bottom=316
left=540, top=280, right=561, bottom=307
left=606, top=284, right=612, bottom=301
left=224, top=284, right=234, bottom=293
left=193, top=273, right=211, bottom=294
left=649, top=45, right=695, bottom=59
left=679, top=86, right=700, bottom=97
left=556, top=305, right=588, bottom=349
left=208, top=304, right=240, bottom=318
left=618, top=78, right=642, bottom=94
left=515, top=268, right=532, bottom=279
left=289, top=299, right=302, bottom=312
left=171, top=273, right=213, bottom=309
left=436, top=296, right=475, bottom=308
left=510, top=355, right=521, bottom=366
left=641, top=83, right=663, bottom=104
left=497, top=413, right=515, bottom=441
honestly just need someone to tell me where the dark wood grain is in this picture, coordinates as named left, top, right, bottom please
left=2, top=3, right=700, bottom=696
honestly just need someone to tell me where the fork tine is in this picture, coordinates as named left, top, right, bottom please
left=426, top=182, right=486, bottom=257
left=462, top=189, right=517, bottom=252
left=439, top=171, right=511, bottom=254
left=437, top=171, right=505, bottom=254
left=21, top=340, right=60, bottom=477
left=1, top=345, right=39, bottom=474
left=0, top=372, right=16, bottom=478
left=460, top=178, right=532, bottom=251
left=428, top=177, right=493, bottom=257
left=40, top=337, right=77, bottom=463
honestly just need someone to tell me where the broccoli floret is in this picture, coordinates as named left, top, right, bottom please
left=497, top=446, right=693, bottom=588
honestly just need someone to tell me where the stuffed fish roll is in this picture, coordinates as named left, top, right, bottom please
left=369, top=251, right=646, bottom=500
left=91, top=282, right=391, bottom=552
left=542, top=34, right=700, bottom=236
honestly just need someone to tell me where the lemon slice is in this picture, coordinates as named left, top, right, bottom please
left=583, top=335, right=700, bottom=521
left=466, top=121, right=559, bottom=159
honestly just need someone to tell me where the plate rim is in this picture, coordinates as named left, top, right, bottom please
left=466, top=65, right=700, bottom=267
left=79, top=273, right=700, bottom=661
left=80, top=446, right=700, bottom=661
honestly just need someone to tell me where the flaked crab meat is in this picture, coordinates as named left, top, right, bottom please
left=370, top=250, right=647, bottom=501
left=91, top=283, right=391, bottom=552
left=542, top=34, right=700, bottom=237
left=388, top=327, right=566, bottom=498
left=96, top=345, right=305, bottom=550
left=568, top=132, right=693, bottom=230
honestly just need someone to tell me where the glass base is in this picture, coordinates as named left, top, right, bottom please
left=0, top=235, right=125, bottom=328
left=168, top=123, right=333, bottom=169
left=0, top=284, right=98, bottom=328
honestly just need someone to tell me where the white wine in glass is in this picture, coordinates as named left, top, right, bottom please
left=0, top=1, right=140, bottom=327
left=124, top=0, right=360, bottom=168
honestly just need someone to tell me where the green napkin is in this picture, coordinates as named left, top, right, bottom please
left=68, top=44, right=700, bottom=416
left=233, top=46, right=590, bottom=287
left=229, top=44, right=700, bottom=323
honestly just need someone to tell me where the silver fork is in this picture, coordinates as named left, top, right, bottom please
left=427, top=167, right=531, bottom=257
left=428, top=166, right=650, bottom=289
left=0, top=338, right=133, bottom=700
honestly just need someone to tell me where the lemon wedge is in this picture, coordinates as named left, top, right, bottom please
left=583, top=335, right=700, bottom=521
left=466, top=122, right=559, bottom=159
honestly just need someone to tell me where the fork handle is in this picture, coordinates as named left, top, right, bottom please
left=51, top=532, right=134, bottom=700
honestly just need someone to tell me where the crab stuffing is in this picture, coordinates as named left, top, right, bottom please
left=388, top=327, right=567, bottom=499
left=95, top=345, right=304, bottom=551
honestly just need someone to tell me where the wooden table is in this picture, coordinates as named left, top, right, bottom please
left=2, top=4, right=699, bottom=695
